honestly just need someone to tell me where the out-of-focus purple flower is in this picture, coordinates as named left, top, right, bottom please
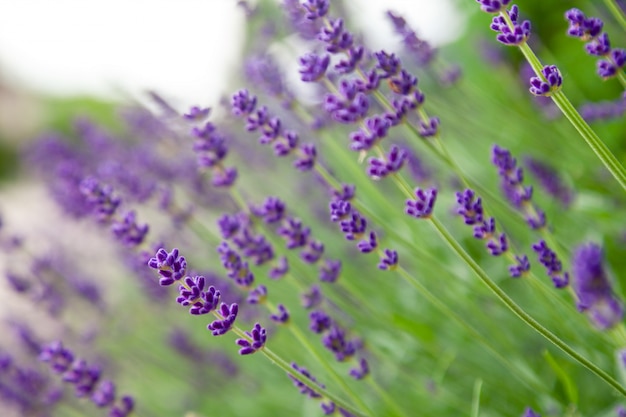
left=509, top=255, right=531, bottom=278
left=349, top=357, right=369, bottom=380
left=236, top=323, right=267, bottom=355
left=322, top=325, right=356, bottom=362
left=357, top=231, right=378, bottom=253
left=111, top=210, right=149, bottom=247
left=288, top=363, right=324, bottom=398
left=572, top=243, right=623, bottom=330
left=565, top=8, right=603, bottom=40
left=585, top=32, right=611, bottom=56
left=324, top=80, right=370, bottom=124
left=350, top=115, right=390, bottom=152
left=269, top=257, right=289, bottom=279
left=529, top=65, right=562, bottom=96
left=532, top=240, right=569, bottom=288
left=330, top=200, right=352, bottom=222
left=302, top=285, right=323, bottom=308
left=387, top=11, right=436, bottom=66
left=183, top=106, right=210, bottom=121
left=79, top=177, right=121, bottom=222
left=405, top=188, right=437, bottom=219
left=294, top=143, right=317, bottom=171
left=109, top=396, right=134, bottom=417
left=254, top=196, right=286, bottom=224
left=62, top=359, right=101, bottom=397
left=524, top=157, right=573, bottom=207
left=388, top=69, right=418, bottom=95
left=378, top=249, right=398, bottom=270
left=231, top=89, right=257, bottom=116
left=299, top=52, right=331, bottom=82
left=39, top=341, right=74, bottom=374
left=309, top=310, right=332, bottom=333
left=301, top=240, right=325, bottom=264
left=522, top=407, right=541, bottom=417
left=340, top=211, right=367, bottom=240
left=579, top=93, right=626, bottom=122
left=270, top=304, right=290, bottom=323
left=278, top=217, right=311, bottom=249
left=247, top=285, right=268, bottom=304
left=319, top=259, right=341, bottom=283
left=301, top=0, right=329, bottom=20
left=374, top=51, right=401, bottom=79
left=319, top=18, right=353, bottom=53
left=367, top=145, right=407, bottom=179
left=91, top=380, right=116, bottom=408
left=490, top=5, right=531, bottom=46
left=475, top=0, right=512, bottom=14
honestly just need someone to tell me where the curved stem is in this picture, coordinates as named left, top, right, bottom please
left=428, top=216, right=626, bottom=398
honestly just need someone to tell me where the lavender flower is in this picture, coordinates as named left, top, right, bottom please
left=572, top=243, right=623, bottom=330
left=523, top=408, right=541, bottom=417
left=378, top=249, right=398, bottom=270
left=532, top=240, right=569, bottom=288
left=309, top=310, right=332, bottom=333
left=148, top=248, right=188, bottom=286
left=301, top=285, right=323, bottom=308
left=565, top=8, right=603, bottom=40
left=236, top=323, right=267, bottom=355
left=207, top=303, right=239, bottom=336
left=356, top=231, right=378, bottom=253
left=349, top=358, right=369, bottom=380
left=247, top=285, right=268, bottom=304
left=111, top=210, right=149, bottom=247
left=489, top=5, right=531, bottom=46
left=288, top=363, right=324, bottom=399
left=475, top=0, right=512, bottom=14
left=319, top=259, right=342, bottom=283
left=529, top=65, right=563, bottom=97
left=270, top=304, right=290, bottom=324
left=405, top=188, right=437, bottom=219
left=299, top=53, right=331, bottom=82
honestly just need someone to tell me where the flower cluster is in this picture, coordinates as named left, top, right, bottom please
left=565, top=8, right=626, bottom=79
left=39, top=341, right=134, bottom=417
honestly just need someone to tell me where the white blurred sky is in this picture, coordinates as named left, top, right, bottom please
left=0, top=0, right=464, bottom=107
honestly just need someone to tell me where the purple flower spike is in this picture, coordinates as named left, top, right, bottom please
left=63, top=359, right=101, bottom=397
left=378, top=249, right=399, bottom=270
left=289, top=363, right=324, bottom=398
left=298, top=53, right=330, bottom=82
left=302, top=285, right=323, bottom=308
left=111, top=210, right=149, bottom=247
left=323, top=325, right=356, bottom=362
left=565, top=8, right=603, bottom=40
left=183, top=106, right=211, bottom=121
left=417, top=117, right=440, bottom=137
left=236, top=323, right=267, bottom=355
left=509, top=254, right=530, bottom=278
left=294, top=143, right=317, bottom=171
left=269, top=256, right=289, bottom=279
left=319, top=259, right=342, bottom=283
left=270, top=304, right=290, bottom=323
left=110, top=395, right=134, bottom=417
left=39, top=341, right=74, bottom=373
left=349, top=357, right=369, bottom=380
left=208, top=303, right=239, bottom=336
left=302, top=0, right=329, bottom=20
left=340, top=211, right=367, bottom=240
left=357, top=231, right=378, bottom=253
left=79, top=177, right=121, bottom=221
left=490, top=5, right=531, bottom=46
left=529, top=65, right=562, bottom=96
left=388, top=69, right=418, bottom=95
left=486, top=233, right=508, bottom=256
left=309, top=310, right=332, bottom=333
left=91, top=380, right=116, bottom=407
left=217, top=213, right=242, bottom=239
left=176, top=275, right=206, bottom=306
left=523, top=408, right=541, bottom=417
left=350, top=115, right=390, bottom=152
left=476, top=0, right=512, bottom=14
left=330, top=200, right=352, bottom=222
left=455, top=189, right=484, bottom=225
left=247, top=285, right=268, bottom=304
left=332, top=184, right=356, bottom=201
left=585, top=32, right=611, bottom=56
left=212, top=166, right=238, bottom=188
left=374, top=51, right=401, bottom=79
left=572, top=243, right=623, bottom=330
left=319, top=18, right=354, bottom=53
left=532, top=240, right=569, bottom=289
left=231, top=89, right=257, bottom=116
left=278, top=217, right=311, bottom=249
left=301, top=240, right=325, bottom=264
left=255, top=196, right=286, bottom=224
left=405, top=188, right=437, bottom=219
left=148, top=248, right=187, bottom=286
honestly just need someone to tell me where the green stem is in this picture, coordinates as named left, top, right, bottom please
left=603, top=0, right=626, bottom=32
left=427, top=215, right=626, bottom=397
left=516, top=44, right=626, bottom=193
